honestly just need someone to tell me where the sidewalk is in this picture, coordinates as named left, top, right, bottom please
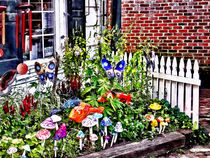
left=160, top=144, right=210, bottom=158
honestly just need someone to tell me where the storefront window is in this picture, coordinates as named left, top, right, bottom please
left=22, top=0, right=55, bottom=60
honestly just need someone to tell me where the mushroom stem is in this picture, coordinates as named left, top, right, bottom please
left=89, top=127, right=93, bottom=135
left=162, top=125, right=166, bottom=133
left=55, top=150, right=57, bottom=157
left=100, top=135, right=104, bottom=147
left=110, top=135, right=115, bottom=147
left=159, top=124, right=162, bottom=134
left=55, top=123, right=58, bottom=130
left=104, top=126, right=107, bottom=136
left=22, top=150, right=26, bottom=156
left=103, top=139, right=107, bottom=149
left=42, top=139, right=46, bottom=147
left=54, top=140, right=57, bottom=147
left=114, top=133, right=118, bottom=143
left=12, top=153, right=14, bottom=158
left=96, top=118, right=99, bottom=131
left=79, top=139, right=82, bottom=150
left=154, top=111, right=156, bottom=117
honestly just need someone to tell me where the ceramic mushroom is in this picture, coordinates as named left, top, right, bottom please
left=40, top=117, right=56, bottom=130
left=77, top=131, right=85, bottom=150
left=22, top=145, right=30, bottom=158
left=51, top=115, right=62, bottom=130
left=93, top=113, right=103, bottom=130
left=7, top=147, right=17, bottom=158
left=53, top=147, right=58, bottom=158
left=82, top=115, right=97, bottom=136
left=114, top=122, right=123, bottom=144
left=36, top=129, right=51, bottom=147
left=149, top=102, right=162, bottom=116
left=156, top=116, right=164, bottom=134
left=100, top=117, right=112, bottom=136
left=90, top=134, right=98, bottom=147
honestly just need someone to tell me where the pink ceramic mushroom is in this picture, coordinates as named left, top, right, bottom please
left=36, top=129, right=51, bottom=147
left=90, top=134, right=98, bottom=147
left=41, top=117, right=56, bottom=130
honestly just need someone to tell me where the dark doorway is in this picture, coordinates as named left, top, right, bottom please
left=67, top=0, right=86, bottom=42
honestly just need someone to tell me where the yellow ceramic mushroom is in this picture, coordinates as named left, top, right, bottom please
left=149, top=102, right=162, bottom=116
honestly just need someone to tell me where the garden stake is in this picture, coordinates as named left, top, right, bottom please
left=0, top=6, right=6, bottom=45
left=15, top=4, right=34, bottom=52
left=114, top=122, right=123, bottom=143
left=110, top=132, right=116, bottom=147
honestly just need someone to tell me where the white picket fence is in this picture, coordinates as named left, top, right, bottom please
left=116, top=52, right=201, bottom=125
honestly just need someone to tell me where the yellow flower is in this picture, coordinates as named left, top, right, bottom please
left=151, top=120, right=158, bottom=127
left=149, top=103, right=162, bottom=111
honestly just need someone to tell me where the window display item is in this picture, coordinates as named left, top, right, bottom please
left=102, top=58, right=125, bottom=80
left=0, top=6, right=6, bottom=45
left=0, top=47, right=3, bottom=58
left=15, top=4, right=34, bottom=52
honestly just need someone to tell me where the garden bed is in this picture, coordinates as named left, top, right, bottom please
left=79, top=131, right=187, bottom=158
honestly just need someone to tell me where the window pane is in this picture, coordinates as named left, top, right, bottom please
left=21, top=0, right=42, bottom=11
left=32, top=13, right=42, bottom=35
left=43, top=0, right=54, bottom=11
left=44, top=36, right=54, bottom=57
left=43, top=12, right=54, bottom=34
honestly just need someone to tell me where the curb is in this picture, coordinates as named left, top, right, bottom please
left=79, top=131, right=189, bottom=158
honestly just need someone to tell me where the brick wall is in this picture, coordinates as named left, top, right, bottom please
left=108, top=0, right=210, bottom=70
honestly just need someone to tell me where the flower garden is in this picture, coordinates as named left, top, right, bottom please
left=0, top=27, right=209, bottom=158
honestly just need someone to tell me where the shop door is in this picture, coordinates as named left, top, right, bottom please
left=68, top=0, right=86, bottom=41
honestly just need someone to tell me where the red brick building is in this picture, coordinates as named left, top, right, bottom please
left=108, top=0, right=210, bottom=87
left=108, top=0, right=210, bottom=128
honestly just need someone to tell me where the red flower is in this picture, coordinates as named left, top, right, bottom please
left=3, top=105, right=9, bottom=114
left=11, top=107, right=15, bottom=115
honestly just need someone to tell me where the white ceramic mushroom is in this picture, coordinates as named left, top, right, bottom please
left=7, top=147, right=17, bottom=158
left=82, top=115, right=97, bottom=136
left=51, top=115, right=62, bottom=130
left=40, top=117, right=56, bottom=130
left=114, top=122, right=123, bottom=143
left=36, top=129, right=51, bottom=147
left=77, top=131, right=85, bottom=150
left=93, top=113, right=103, bottom=130
left=22, top=145, right=30, bottom=158
left=90, top=134, right=98, bottom=146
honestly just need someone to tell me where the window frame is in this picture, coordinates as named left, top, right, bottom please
left=24, top=0, right=56, bottom=62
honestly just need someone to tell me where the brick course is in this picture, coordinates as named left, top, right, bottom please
left=108, top=0, right=210, bottom=69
